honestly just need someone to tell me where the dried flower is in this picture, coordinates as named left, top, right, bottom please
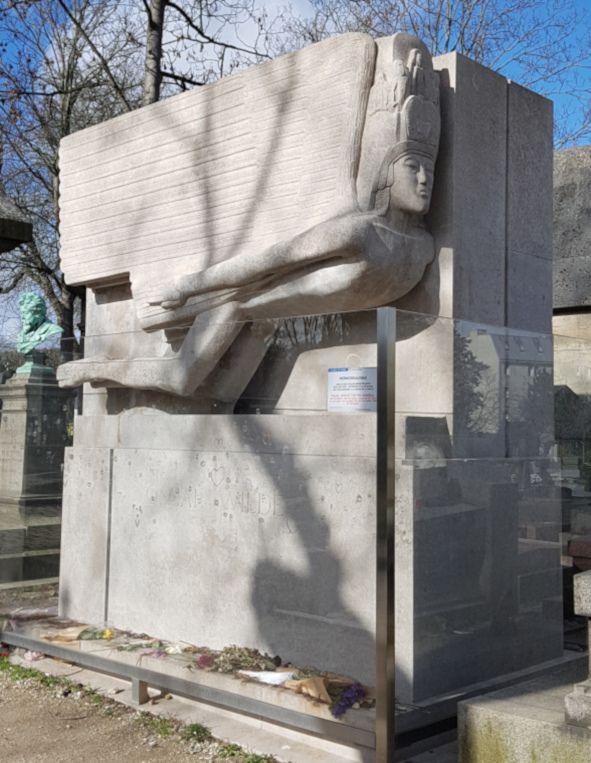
left=195, top=653, right=215, bottom=670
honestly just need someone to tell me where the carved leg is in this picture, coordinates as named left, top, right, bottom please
left=57, top=302, right=244, bottom=396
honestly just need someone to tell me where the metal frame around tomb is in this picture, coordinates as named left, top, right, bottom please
left=0, top=629, right=375, bottom=749
left=376, top=307, right=397, bottom=762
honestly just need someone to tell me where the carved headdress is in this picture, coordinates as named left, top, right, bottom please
left=357, top=33, right=441, bottom=211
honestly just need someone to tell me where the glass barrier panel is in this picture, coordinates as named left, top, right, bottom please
left=0, top=337, right=81, bottom=613
left=393, top=310, right=563, bottom=708
left=554, top=329, right=591, bottom=644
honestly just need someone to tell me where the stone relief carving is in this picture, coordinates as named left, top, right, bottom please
left=57, top=33, right=440, bottom=396
left=16, top=293, right=63, bottom=354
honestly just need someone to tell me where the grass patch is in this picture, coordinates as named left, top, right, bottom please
left=181, top=722, right=212, bottom=742
left=216, top=743, right=274, bottom=762
left=217, top=744, right=244, bottom=758
left=135, top=711, right=177, bottom=738
left=0, top=657, right=115, bottom=709
left=0, top=656, right=68, bottom=689
left=84, top=688, right=104, bottom=705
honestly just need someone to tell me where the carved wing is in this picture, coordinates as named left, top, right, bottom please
left=58, top=34, right=377, bottom=329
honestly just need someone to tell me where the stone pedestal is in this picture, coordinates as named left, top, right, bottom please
left=0, top=353, right=73, bottom=583
left=564, top=571, right=591, bottom=727
left=60, top=413, right=378, bottom=684
left=456, top=570, right=591, bottom=762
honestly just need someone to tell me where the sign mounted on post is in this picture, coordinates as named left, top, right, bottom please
left=327, top=367, right=377, bottom=412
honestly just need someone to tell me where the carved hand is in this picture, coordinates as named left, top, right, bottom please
left=147, top=285, right=188, bottom=310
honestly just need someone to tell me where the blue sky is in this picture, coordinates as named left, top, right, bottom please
left=1, top=0, right=589, bottom=145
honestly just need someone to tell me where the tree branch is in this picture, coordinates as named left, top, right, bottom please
left=161, top=70, right=205, bottom=88
left=53, top=0, right=133, bottom=111
left=166, top=0, right=271, bottom=59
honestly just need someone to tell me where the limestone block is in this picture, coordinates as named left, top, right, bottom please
left=59, top=448, right=112, bottom=624
left=60, top=414, right=377, bottom=684
left=430, top=53, right=508, bottom=327
left=459, top=661, right=590, bottom=763
left=57, top=43, right=558, bottom=710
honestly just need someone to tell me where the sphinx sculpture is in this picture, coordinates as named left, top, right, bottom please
left=57, top=33, right=440, bottom=397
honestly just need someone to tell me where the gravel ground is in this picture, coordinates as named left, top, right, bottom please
left=0, top=659, right=273, bottom=763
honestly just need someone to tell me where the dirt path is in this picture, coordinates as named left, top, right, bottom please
left=0, top=661, right=269, bottom=763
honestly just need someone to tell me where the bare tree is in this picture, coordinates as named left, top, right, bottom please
left=141, top=0, right=276, bottom=103
left=0, top=0, right=143, bottom=348
left=0, top=0, right=276, bottom=347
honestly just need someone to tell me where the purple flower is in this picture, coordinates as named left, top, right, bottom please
left=330, top=683, right=366, bottom=718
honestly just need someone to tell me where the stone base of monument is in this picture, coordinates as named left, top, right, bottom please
left=0, top=354, right=74, bottom=584
left=59, top=411, right=565, bottom=706
left=59, top=413, right=378, bottom=686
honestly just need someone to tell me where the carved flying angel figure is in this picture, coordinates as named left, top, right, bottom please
left=57, top=33, right=440, bottom=397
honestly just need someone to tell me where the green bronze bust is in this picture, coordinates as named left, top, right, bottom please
left=16, top=293, right=63, bottom=354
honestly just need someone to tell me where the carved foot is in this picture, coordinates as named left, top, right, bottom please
left=57, top=358, right=110, bottom=388
left=57, top=356, right=190, bottom=396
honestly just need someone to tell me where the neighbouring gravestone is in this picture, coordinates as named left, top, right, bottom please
left=57, top=33, right=559, bottom=704
left=553, top=147, right=591, bottom=389
left=457, top=571, right=591, bottom=763
left=0, top=188, right=32, bottom=253
left=0, top=295, right=72, bottom=584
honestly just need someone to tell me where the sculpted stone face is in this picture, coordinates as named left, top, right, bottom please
left=390, top=153, right=435, bottom=216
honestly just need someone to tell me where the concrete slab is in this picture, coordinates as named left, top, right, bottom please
left=404, top=741, right=458, bottom=762
left=459, top=660, right=591, bottom=763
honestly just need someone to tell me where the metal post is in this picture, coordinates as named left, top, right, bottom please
left=376, top=307, right=397, bottom=762
left=132, top=678, right=151, bottom=705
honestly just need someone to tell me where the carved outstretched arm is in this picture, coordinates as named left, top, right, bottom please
left=148, top=213, right=371, bottom=309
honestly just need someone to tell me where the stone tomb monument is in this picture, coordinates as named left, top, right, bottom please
left=57, top=33, right=559, bottom=704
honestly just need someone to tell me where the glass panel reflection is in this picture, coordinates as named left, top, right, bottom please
left=0, top=339, right=80, bottom=604
left=394, top=311, right=561, bottom=704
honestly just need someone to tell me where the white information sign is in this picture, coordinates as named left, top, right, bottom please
left=327, top=367, right=377, bottom=413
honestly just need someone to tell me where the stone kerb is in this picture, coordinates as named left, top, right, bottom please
left=565, top=571, right=591, bottom=728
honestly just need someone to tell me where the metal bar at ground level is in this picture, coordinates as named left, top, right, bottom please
left=0, top=629, right=375, bottom=750
left=376, top=307, right=397, bottom=762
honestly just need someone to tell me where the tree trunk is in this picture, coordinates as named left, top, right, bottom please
left=58, top=287, right=82, bottom=359
left=142, top=0, right=166, bottom=106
